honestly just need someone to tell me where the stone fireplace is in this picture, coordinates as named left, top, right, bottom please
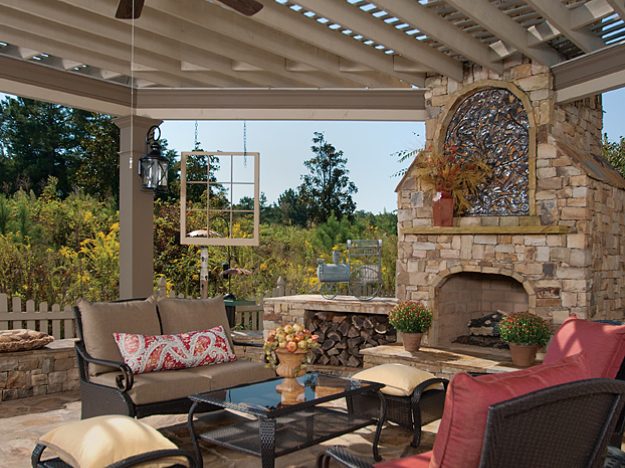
left=396, top=58, right=625, bottom=347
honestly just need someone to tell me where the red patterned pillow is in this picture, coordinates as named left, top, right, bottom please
left=113, top=326, right=237, bottom=374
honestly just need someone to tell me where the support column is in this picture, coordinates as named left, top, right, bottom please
left=114, top=116, right=163, bottom=299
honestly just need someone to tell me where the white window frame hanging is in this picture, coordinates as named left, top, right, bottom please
left=180, top=151, right=260, bottom=246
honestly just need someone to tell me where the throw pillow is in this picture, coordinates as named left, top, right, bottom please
left=544, top=314, right=625, bottom=378
left=37, top=414, right=188, bottom=468
left=114, top=326, right=237, bottom=374
left=352, top=364, right=439, bottom=396
left=429, top=351, right=590, bottom=468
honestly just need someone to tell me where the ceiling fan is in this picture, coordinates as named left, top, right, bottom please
left=115, top=0, right=263, bottom=19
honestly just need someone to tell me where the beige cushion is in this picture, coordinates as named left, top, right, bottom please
left=189, top=359, right=275, bottom=390
left=352, top=364, right=438, bottom=397
left=91, top=368, right=211, bottom=405
left=77, top=297, right=160, bottom=376
left=36, top=415, right=188, bottom=468
left=157, top=296, right=234, bottom=349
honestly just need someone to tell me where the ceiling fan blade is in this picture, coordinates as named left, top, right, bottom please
left=217, top=0, right=264, bottom=16
left=115, top=0, right=145, bottom=19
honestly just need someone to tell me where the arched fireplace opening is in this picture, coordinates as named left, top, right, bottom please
left=437, top=273, right=529, bottom=345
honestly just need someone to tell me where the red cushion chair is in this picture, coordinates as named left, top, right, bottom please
left=544, top=314, right=625, bottom=379
left=318, top=377, right=625, bottom=468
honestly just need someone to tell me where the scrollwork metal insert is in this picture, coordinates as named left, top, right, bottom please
left=444, top=88, right=529, bottom=216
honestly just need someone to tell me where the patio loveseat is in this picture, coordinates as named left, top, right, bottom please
left=73, top=295, right=275, bottom=419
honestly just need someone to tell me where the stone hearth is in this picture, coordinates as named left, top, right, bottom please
left=396, top=59, right=625, bottom=347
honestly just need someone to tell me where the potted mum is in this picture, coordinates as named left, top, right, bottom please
left=264, top=323, right=319, bottom=392
left=498, top=312, right=552, bottom=367
left=388, top=301, right=432, bottom=352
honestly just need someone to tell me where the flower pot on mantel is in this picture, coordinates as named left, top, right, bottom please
left=508, top=343, right=539, bottom=367
left=432, top=190, right=453, bottom=227
left=401, top=332, right=423, bottom=352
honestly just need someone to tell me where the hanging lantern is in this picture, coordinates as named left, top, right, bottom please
left=139, top=125, right=169, bottom=193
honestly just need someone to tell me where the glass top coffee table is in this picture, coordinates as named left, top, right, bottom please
left=187, top=372, right=386, bottom=468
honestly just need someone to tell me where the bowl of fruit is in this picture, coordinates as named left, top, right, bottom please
left=264, top=323, right=319, bottom=386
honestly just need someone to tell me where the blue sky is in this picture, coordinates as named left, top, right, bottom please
left=2, top=87, right=624, bottom=213
left=162, top=86, right=625, bottom=214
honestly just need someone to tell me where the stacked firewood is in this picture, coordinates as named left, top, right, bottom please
left=307, top=312, right=397, bottom=367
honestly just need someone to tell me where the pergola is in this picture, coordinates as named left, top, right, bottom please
left=1, top=0, right=624, bottom=298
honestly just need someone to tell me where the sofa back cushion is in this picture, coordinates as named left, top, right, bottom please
left=77, top=297, right=160, bottom=376
left=157, top=295, right=234, bottom=349
left=544, top=314, right=625, bottom=378
left=429, top=351, right=590, bottom=468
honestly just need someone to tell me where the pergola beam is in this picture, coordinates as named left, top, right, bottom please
left=374, top=0, right=503, bottom=75
left=294, top=0, right=464, bottom=82
left=146, top=0, right=393, bottom=89
left=447, top=0, right=561, bottom=67
left=251, top=0, right=423, bottom=87
left=524, top=0, right=606, bottom=53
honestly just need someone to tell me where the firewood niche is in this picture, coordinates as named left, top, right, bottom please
left=306, top=311, right=397, bottom=368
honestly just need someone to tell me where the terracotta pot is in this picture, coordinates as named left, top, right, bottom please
left=274, top=348, right=307, bottom=392
left=401, top=332, right=423, bottom=352
left=508, top=343, right=539, bottom=367
left=433, top=191, right=453, bottom=227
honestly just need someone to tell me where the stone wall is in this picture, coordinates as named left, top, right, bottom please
left=396, top=57, right=625, bottom=346
left=0, top=339, right=79, bottom=401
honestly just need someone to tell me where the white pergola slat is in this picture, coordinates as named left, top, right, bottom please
left=0, top=0, right=623, bottom=111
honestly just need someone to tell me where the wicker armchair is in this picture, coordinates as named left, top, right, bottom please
left=319, top=379, right=625, bottom=468
left=346, top=376, right=448, bottom=447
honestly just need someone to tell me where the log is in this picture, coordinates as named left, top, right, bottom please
left=338, top=320, right=351, bottom=336
left=327, top=348, right=340, bottom=356
left=338, top=350, right=351, bottom=366
left=347, top=337, right=363, bottom=348
left=347, top=355, right=361, bottom=367
left=318, top=354, right=330, bottom=366
left=332, top=315, right=348, bottom=324
left=335, top=340, right=347, bottom=350
left=329, top=356, right=339, bottom=366
left=363, top=317, right=374, bottom=329
left=322, top=340, right=335, bottom=351
left=327, top=331, right=342, bottom=342
left=352, top=316, right=365, bottom=329
left=347, top=327, right=360, bottom=338
left=319, top=322, right=331, bottom=333
left=348, top=347, right=360, bottom=356
left=374, top=323, right=388, bottom=334
left=315, top=312, right=327, bottom=321
left=309, top=321, right=319, bottom=332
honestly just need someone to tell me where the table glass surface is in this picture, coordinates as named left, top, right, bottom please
left=193, top=372, right=381, bottom=415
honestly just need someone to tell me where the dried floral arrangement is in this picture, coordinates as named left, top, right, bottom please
left=408, top=145, right=492, bottom=214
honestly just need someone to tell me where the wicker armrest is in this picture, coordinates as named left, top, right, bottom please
left=316, top=447, right=375, bottom=468
left=33, top=444, right=197, bottom=468
left=411, top=377, right=449, bottom=402
left=75, top=342, right=134, bottom=392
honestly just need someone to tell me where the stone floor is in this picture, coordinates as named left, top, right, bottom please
left=0, top=391, right=438, bottom=468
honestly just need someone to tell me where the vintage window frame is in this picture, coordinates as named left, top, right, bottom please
left=179, top=151, right=260, bottom=246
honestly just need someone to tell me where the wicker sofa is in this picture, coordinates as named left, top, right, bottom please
left=73, top=295, right=275, bottom=419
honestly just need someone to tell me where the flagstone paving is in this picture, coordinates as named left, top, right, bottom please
left=1, top=391, right=437, bottom=468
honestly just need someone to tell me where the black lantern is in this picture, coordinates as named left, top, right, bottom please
left=139, top=125, right=169, bottom=193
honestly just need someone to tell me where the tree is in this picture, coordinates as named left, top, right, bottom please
left=72, top=114, right=120, bottom=202
left=0, top=97, right=95, bottom=196
left=298, top=132, right=358, bottom=224
left=277, top=188, right=309, bottom=226
left=603, top=134, right=625, bottom=178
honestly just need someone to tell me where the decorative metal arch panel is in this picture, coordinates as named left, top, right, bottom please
left=445, top=88, right=530, bottom=216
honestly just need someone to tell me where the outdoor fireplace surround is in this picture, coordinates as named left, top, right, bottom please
left=396, top=60, right=625, bottom=346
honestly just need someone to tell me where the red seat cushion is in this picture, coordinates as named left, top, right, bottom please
left=374, top=451, right=432, bottom=468
left=429, top=352, right=590, bottom=468
left=543, top=314, right=625, bottom=378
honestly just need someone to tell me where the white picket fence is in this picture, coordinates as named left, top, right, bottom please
left=0, top=277, right=294, bottom=337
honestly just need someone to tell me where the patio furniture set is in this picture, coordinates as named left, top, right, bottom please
left=31, top=296, right=625, bottom=468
